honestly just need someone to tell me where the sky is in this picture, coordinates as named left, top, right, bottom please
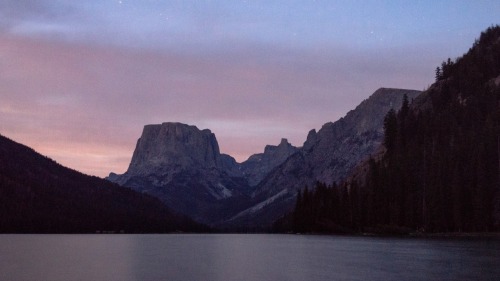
left=1, top=1, right=499, bottom=177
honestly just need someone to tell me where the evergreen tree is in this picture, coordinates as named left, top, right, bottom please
left=383, top=108, right=398, bottom=151
left=435, top=66, right=442, bottom=81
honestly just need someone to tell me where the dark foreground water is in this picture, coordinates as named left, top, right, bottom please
left=0, top=234, right=499, bottom=281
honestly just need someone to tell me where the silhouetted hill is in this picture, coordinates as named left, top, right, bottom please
left=286, top=25, right=500, bottom=234
left=0, top=134, right=206, bottom=233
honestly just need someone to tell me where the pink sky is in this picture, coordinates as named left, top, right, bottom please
left=1, top=1, right=496, bottom=177
left=0, top=33, right=432, bottom=177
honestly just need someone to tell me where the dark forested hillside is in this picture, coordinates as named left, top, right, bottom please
left=286, top=25, right=500, bottom=234
left=0, top=134, right=206, bottom=233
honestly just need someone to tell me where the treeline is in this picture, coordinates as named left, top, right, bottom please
left=0, top=134, right=208, bottom=233
left=286, top=25, right=500, bottom=234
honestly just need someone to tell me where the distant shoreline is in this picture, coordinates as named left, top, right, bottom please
left=407, top=232, right=500, bottom=238
left=286, top=231, right=500, bottom=239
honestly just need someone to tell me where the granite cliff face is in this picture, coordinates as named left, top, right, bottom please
left=108, top=122, right=247, bottom=224
left=224, top=88, right=421, bottom=228
left=128, top=123, right=220, bottom=175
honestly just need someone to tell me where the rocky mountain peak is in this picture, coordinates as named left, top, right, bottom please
left=107, top=122, right=249, bottom=224
left=241, top=138, right=298, bottom=186
left=264, top=138, right=293, bottom=153
left=346, top=87, right=417, bottom=134
left=303, top=129, right=317, bottom=151
left=126, top=122, right=221, bottom=176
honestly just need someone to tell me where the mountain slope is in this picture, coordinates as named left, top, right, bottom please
left=0, top=134, right=205, bottom=233
left=289, top=25, right=500, bottom=233
left=223, top=88, right=421, bottom=229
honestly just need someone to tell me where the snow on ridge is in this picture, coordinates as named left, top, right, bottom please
left=207, top=183, right=233, bottom=200
left=229, top=189, right=289, bottom=221
left=217, top=183, right=232, bottom=198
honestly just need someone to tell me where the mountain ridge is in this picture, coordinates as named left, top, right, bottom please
left=109, top=87, right=420, bottom=228
left=222, top=87, right=421, bottom=228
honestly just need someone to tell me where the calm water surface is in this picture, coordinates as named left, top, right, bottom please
left=0, top=234, right=499, bottom=281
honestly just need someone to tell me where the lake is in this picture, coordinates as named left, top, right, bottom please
left=0, top=234, right=499, bottom=281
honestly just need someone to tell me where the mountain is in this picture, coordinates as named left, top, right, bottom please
left=240, top=138, right=298, bottom=186
left=223, top=88, right=421, bottom=229
left=0, top=134, right=205, bottom=233
left=288, top=25, right=500, bottom=234
left=109, top=122, right=226, bottom=185
left=109, top=89, right=420, bottom=229
left=108, top=122, right=252, bottom=224
left=108, top=122, right=302, bottom=225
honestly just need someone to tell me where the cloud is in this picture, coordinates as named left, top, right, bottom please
left=0, top=32, right=437, bottom=177
left=0, top=1, right=498, bottom=178
left=0, top=1, right=77, bottom=29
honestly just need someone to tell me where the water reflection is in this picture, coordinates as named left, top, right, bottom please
left=0, top=234, right=499, bottom=281
left=129, top=234, right=500, bottom=281
left=0, top=235, right=134, bottom=281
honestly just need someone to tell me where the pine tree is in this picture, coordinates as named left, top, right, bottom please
left=435, top=66, right=442, bottom=81
left=383, top=108, right=398, bottom=151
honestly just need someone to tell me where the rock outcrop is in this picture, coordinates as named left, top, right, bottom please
left=240, top=138, right=298, bottom=186
left=127, top=123, right=221, bottom=174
